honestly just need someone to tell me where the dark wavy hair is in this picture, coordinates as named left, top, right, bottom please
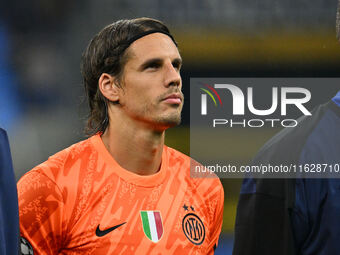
left=81, top=17, right=174, bottom=136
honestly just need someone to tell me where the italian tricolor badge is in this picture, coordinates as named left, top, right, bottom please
left=140, top=211, right=164, bottom=243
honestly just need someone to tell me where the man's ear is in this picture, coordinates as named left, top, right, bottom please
left=98, top=73, right=120, bottom=102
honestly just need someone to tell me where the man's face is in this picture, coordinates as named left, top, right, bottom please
left=117, top=33, right=183, bottom=130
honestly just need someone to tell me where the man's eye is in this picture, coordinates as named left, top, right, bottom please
left=173, top=63, right=181, bottom=70
left=172, top=60, right=182, bottom=71
left=147, top=63, right=160, bottom=69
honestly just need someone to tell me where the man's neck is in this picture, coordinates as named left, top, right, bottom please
left=101, top=120, right=165, bottom=176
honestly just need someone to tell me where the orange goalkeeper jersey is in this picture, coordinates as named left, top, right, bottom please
left=18, top=134, right=224, bottom=254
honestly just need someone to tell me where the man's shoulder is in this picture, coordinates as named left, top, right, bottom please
left=246, top=102, right=337, bottom=196
left=165, top=146, right=223, bottom=192
left=165, top=145, right=190, bottom=173
left=0, top=128, right=10, bottom=146
left=20, top=137, right=94, bottom=184
left=165, top=145, right=190, bottom=161
left=253, top=102, right=331, bottom=164
left=0, top=127, right=6, bottom=136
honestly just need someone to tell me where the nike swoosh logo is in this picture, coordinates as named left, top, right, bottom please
left=96, top=222, right=126, bottom=237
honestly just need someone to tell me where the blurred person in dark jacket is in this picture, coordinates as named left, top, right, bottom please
left=0, top=128, right=19, bottom=254
left=233, top=2, right=340, bottom=254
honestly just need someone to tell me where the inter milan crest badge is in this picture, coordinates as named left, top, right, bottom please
left=140, top=210, right=164, bottom=243
left=182, top=205, right=205, bottom=245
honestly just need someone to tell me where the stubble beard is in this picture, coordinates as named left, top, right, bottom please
left=122, top=91, right=184, bottom=130
left=148, top=103, right=183, bottom=130
left=144, top=91, right=184, bottom=130
left=158, top=109, right=182, bottom=127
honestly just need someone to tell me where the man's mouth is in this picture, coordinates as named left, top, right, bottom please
left=162, top=93, right=183, bottom=105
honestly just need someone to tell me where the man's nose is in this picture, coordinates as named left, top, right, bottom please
left=164, top=62, right=181, bottom=88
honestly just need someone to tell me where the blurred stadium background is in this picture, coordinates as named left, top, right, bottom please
left=1, top=0, right=340, bottom=254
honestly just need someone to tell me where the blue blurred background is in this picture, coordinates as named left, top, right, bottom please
left=1, top=1, right=340, bottom=254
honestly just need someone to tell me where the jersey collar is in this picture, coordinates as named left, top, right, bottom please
left=90, top=134, right=167, bottom=187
